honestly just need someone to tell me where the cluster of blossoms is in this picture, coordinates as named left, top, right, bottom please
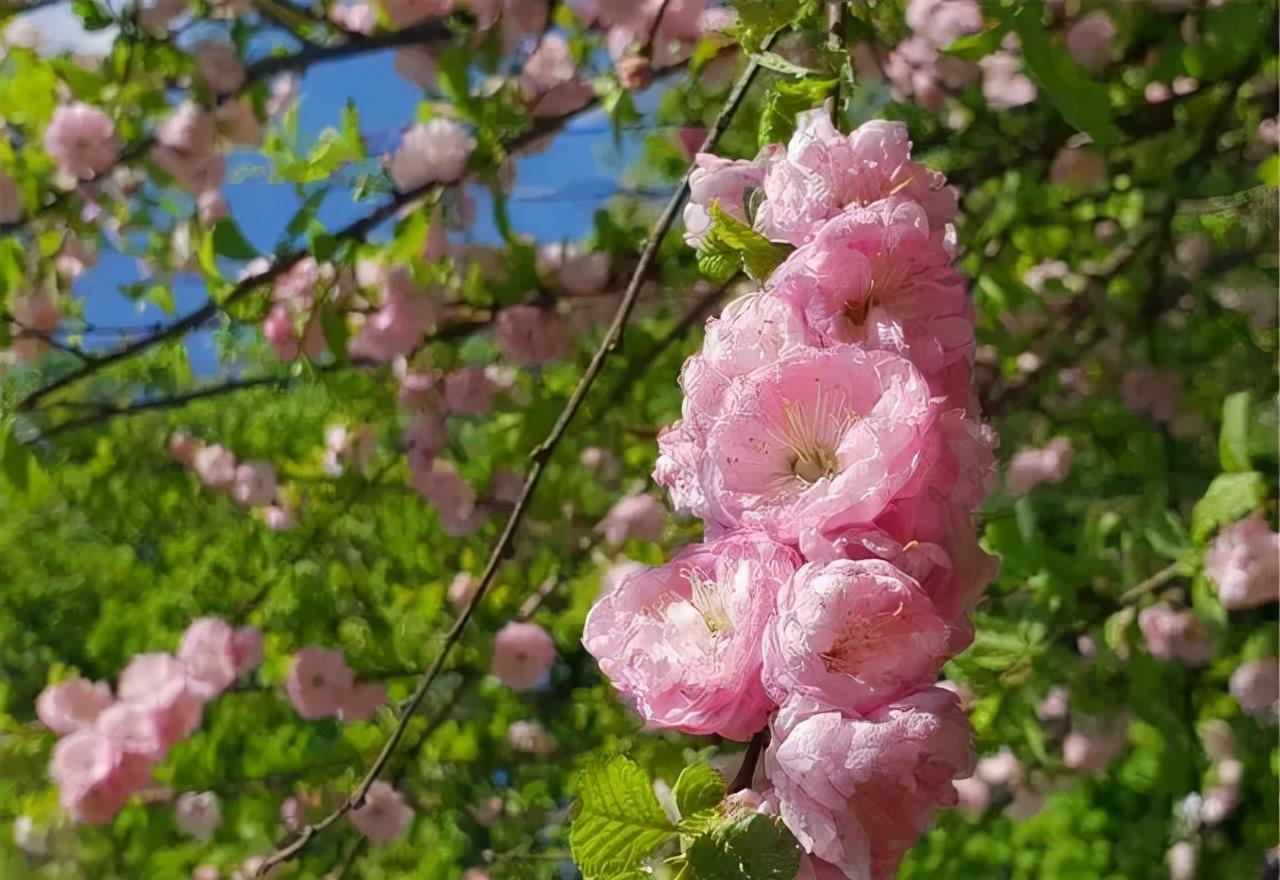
left=586, top=109, right=999, bottom=879
left=40, top=618, right=262, bottom=824
left=283, top=646, right=388, bottom=721
left=168, top=432, right=294, bottom=529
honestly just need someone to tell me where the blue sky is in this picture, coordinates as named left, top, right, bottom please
left=21, top=5, right=667, bottom=371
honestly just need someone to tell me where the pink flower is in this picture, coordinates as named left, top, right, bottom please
left=1229, top=657, right=1278, bottom=720
left=169, top=432, right=198, bottom=467
left=1062, top=714, right=1128, bottom=773
left=216, top=98, right=264, bottom=146
left=389, top=119, right=475, bottom=190
left=1048, top=147, right=1107, bottom=194
left=44, top=102, right=119, bottom=180
left=488, top=468, right=525, bottom=505
left=10, top=292, right=60, bottom=362
left=884, top=37, right=978, bottom=111
left=0, top=169, right=22, bottom=222
left=583, top=533, right=800, bottom=740
left=762, top=559, right=951, bottom=714
left=1121, top=366, right=1179, bottom=423
left=411, top=460, right=478, bottom=535
left=350, top=780, right=414, bottom=842
left=767, top=199, right=972, bottom=379
left=520, top=34, right=594, bottom=118
left=263, top=305, right=325, bottom=362
left=443, top=366, right=496, bottom=415
left=50, top=730, right=134, bottom=824
left=765, top=689, right=973, bottom=879
left=974, top=747, right=1021, bottom=788
left=581, top=446, right=622, bottom=483
left=495, top=304, right=568, bottom=366
left=394, top=45, right=438, bottom=88
left=1138, top=603, right=1214, bottom=666
left=1005, top=437, right=1073, bottom=496
left=660, top=346, right=937, bottom=543
left=682, top=152, right=768, bottom=247
left=1205, top=516, right=1280, bottom=610
left=756, top=111, right=956, bottom=247
left=178, top=617, right=239, bottom=700
left=36, top=678, right=115, bottom=735
left=490, top=622, right=556, bottom=691
left=339, top=683, right=388, bottom=722
left=1167, top=841, right=1197, bottom=880
left=506, top=719, right=557, bottom=755
left=175, top=791, right=222, bottom=840
left=117, top=653, right=204, bottom=744
left=264, top=505, right=297, bottom=531
left=151, top=102, right=222, bottom=194
left=231, top=461, right=277, bottom=507
left=348, top=268, right=441, bottom=362
left=905, top=0, right=981, bottom=48
left=979, top=50, right=1037, bottom=109
left=285, top=647, right=355, bottom=720
left=330, top=1, right=376, bottom=33
left=1065, top=11, right=1115, bottom=72
left=194, top=41, right=246, bottom=95
left=538, top=242, right=611, bottom=296
left=380, top=0, right=452, bottom=26
left=94, top=700, right=169, bottom=764
left=596, top=493, right=665, bottom=546
left=953, top=776, right=991, bottom=813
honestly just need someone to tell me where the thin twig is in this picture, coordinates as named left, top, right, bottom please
left=250, top=42, right=773, bottom=878
left=1118, top=561, right=1183, bottom=605
left=728, top=729, right=768, bottom=794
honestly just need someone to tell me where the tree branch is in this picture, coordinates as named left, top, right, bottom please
left=249, top=42, right=772, bottom=878
left=728, top=729, right=768, bottom=794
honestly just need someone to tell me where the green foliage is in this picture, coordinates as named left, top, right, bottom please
left=687, top=812, right=803, bottom=880
left=696, top=200, right=791, bottom=282
left=569, top=757, right=677, bottom=880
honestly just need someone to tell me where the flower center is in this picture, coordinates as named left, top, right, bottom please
left=791, top=446, right=840, bottom=484
left=683, top=566, right=734, bottom=636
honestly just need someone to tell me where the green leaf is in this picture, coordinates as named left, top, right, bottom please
left=1190, top=471, right=1267, bottom=543
left=0, top=425, right=32, bottom=490
left=943, top=23, right=1010, bottom=62
left=70, top=0, right=114, bottom=30
left=569, top=757, right=677, bottom=880
left=759, top=77, right=837, bottom=147
left=1219, top=391, right=1252, bottom=473
left=672, top=764, right=726, bottom=821
left=730, top=0, right=795, bottom=51
left=320, top=308, right=349, bottom=365
left=1144, top=510, right=1190, bottom=562
left=1001, top=0, right=1122, bottom=146
left=699, top=200, right=790, bottom=282
left=211, top=219, right=259, bottom=260
left=753, top=51, right=824, bottom=78
left=687, top=812, right=803, bottom=880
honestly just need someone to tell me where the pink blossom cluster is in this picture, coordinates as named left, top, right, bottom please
left=586, top=112, right=999, bottom=878
left=40, top=618, right=262, bottom=824
left=169, top=432, right=294, bottom=527
left=283, top=646, right=387, bottom=721
left=1205, top=515, right=1280, bottom=611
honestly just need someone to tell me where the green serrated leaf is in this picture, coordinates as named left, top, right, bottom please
left=943, top=22, right=1010, bottom=62
left=673, top=764, right=726, bottom=821
left=569, top=757, right=677, bottom=880
left=753, top=51, right=824, bottom=78
left=211, top=219, right=259, bottom=260
left=687, top=812, right=802, bottom=880
left=1191, top=471, right=1267, bottom=543
left=1219, top=391, right=1252, bottom=473
left=704, top=201, right=789, bottom=281
left=759, top=77, right=837, bottom=147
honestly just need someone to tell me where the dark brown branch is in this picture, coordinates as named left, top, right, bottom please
left=250, top=43, right=772, bottom=878
left=728, top=729, right=768, bottom=794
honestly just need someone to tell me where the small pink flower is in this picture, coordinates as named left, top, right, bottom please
left=231, top=461, right=277, bottom=507
left=389, top=119, right=475, bottom=191
left=116, top=653, right=203, bottom=745
left=491, top=622, right=556, bottom=691
left=1205, top=516, right=1280, bottom=610
left=1062, top=714, right=1128, bottom=773
left=538, top=242, right=611, bottom=297
left=488, top=469, right=525, bottom=505
left=884, top=37, right=977, bottom=111
left=596, top=494, right=665, bottom=546
left=330, top=1, right=376, bottom=33
left=1065, top=11, right=1116, bottom=72
left=194, top=41, right=246, bottom=95
left=175, top=791, right=222, bottom=840
left=36, top=678, right=115, bottom=735
left=762, top=559, right=951, bottom=715
left=339, top=683, right=388, bottom=722
left=50, top=730, right=133, bottom=824
left=1229, top=657, right=1278, bottom=720
left=506, top=719, right=557, bottom=755
left=766, top=689, right=973, bottom=879
left=974, top=747, right=1021, bottom=788
left=584, top=533, right=800, bottom=740
left=95, top=700, right=169, bottom=764
left=682, top=152, right=768, bottom=247
left=520, top=33, right=594, bottom=118
left=10, top=292, right=60, bottom=362
left=44, top=102, right=119, bottom=180
left=756, top=112, right=956, bottom=247
left=193, top=443, right=237, bottom=489
left=580, top=446, right=622, bottom=483
left=905, top=0, right=981, bottom=48
left=495, top=304, right=568, bottom=366
left=443, top=366, right=497, bottom=415
left=661, top=345, right=937, bottom=543
left=169, top=432, right=198, bottom=467
left=979, top=50, right=1037, bottom=109
left=1138, top=603, right=1214, bottom=666
left=1121, top=366, right=1180, bottom=423
left=411, top=460, right=477, bottom=535
left=348, top=268, right=441, bottom=362
left=953, top=776, right=991, bottom=814
left=1167, top=841, right=1197, bottom=880
left=285, top=647, right=356, bottom=720
left=380, top=0, right=452, bottom=26
left=178, top=617, right=239, bottom=700
left=151, top=102, right=221, bottom=194
left=349, top=780, right=414, bottom=842
left=264, top=505, right=297, bottom=531
left=1005, top=437, right=1073, bottom=496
